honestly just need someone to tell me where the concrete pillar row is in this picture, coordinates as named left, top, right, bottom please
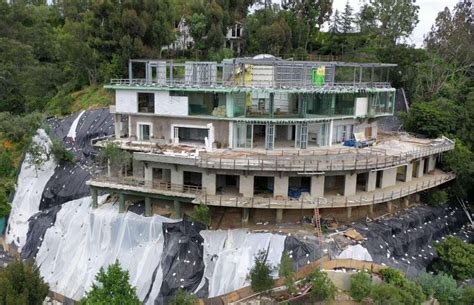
left=239, top=175, right=254, bottom=197
left=311, top=175, right=325, bottom=198
left=344, top=173, right=357, bottom=196
left=274, top=176, right=289, bottom=198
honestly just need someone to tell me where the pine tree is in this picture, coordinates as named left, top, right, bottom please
left=248, top=250, right=274, bottom=293
left=341, top=1, right=354, bottom=33
left=329, top=9, right=341, bottom=34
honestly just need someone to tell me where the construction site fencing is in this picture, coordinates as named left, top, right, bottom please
left=197, top=173, right=455, bottom=209
left=195, top=143, right=454, bottom=172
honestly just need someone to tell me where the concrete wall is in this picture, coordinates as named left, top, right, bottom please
left=344, top=173, right=357, bottom=196
left=355, top=97, right=368, bottom=117
left=202, top=172, right=217, bottom=195
left=366, top=171, right=377, bottom=191
left=380, top=167, right=397, bottom=189
left=311, top=175, right=325, bottom=197
left=239, top=175, right=254, bottom=197
left=116, top=90, right=138, bottom=113
left=274, top=176, right=289, bottom=198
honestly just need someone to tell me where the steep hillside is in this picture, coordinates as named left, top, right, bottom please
left=46, top=86, right=113, bottom=116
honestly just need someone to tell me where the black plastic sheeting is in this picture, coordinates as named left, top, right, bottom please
left=41, top=108, right=114, bottom=209
left=284, top=236, right=320, bottom=270
left=155, top=220, right=206, bottom=305
left=350, top=205, right=472, bottom=277
left=21, top=205, right=62, bottom=260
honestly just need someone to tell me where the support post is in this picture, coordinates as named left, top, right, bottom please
left=310, top=175, right=325, bottom=197
left=366, top=171, right=377, bottom=191
left=403, top=197, right=409, bottom=208
left=119, top=193, right=126, bottom=213
left=276, top=209, right=283, bottom=223
left=387, top=200, right=393, bottom=213
left=91, top=187, right=98, bottom=209
left=145, top=197, right=152, bottom=217
left=174, top=200, right=182, bottom=219
left=368, top=204, right=373, bottom=215
left=347, top=207, right=352, bottom=219
left=242, top=208, right=250, bottom=223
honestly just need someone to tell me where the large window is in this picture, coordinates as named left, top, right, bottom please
left=138, top=93, right=155, bottom=113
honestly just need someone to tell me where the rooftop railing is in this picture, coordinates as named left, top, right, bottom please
left=108, top=59, right=396, bottom=90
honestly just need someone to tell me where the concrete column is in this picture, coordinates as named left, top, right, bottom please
left=174, top=200, right=182, bottom=219
left=202, top=172, right=217, bottom=196
left=347, top=207, right=352, bottom=219
left=405, top=163, right=413, bottom=182
left=145, top=197, right=152, bottom=217
left=242, top=208, right=250, bottom=223
left=403, top=197, right=409, bottom=208
left=344, top=173, right=357, bottom=196
left=387, top=201, right=393, bottom=213
left=119, top=193, right=126, bottom=213
left=428, top=156, right=436, bottom=172
left=416, top=159, right=424, bottom=178
left=368, top=204, right=373, bottom=215
left=276, top=209, right=283, bottom=223
left=274, top=176, right=289, bottom=198
left=171, top=167, right=183, bottom=185
left=91, top=188, right=98, bottom=209
left=144, top=164, right=153, bottom=187
left=239, top=175, right=254, bottom=197
left=415, top=193, right=421, bottom=203
left=380, top=168, right=397, bottom=189
left=328, top=119, right=334, bottom=146
left=311, top=175, right=325, bottom=197
left=366, top=171, right=377, bottom=192
left=114, top=114, right=121, bottom=138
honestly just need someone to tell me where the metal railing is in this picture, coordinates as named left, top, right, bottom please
left=195, top=143, right=455, bottom=172
left=197, top=173, right=455, bottom=209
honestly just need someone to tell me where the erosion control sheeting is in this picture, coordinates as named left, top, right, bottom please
left=338, top=205, right=472, bottom=277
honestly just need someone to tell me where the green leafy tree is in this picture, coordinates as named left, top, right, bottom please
left=460, top=286, right=474, bottom=305
left=27, top=141, right=48, bottom=177
left=416, top=272, right=463, bottom=305
left=50, top=138, right=75, bottom=163
left=248, top=250, right=274, bottom=293
left=190, top=203, right=211, bottom=227
left=422, top=189, right=449, bottom=206
left=370, top=283, right=415, bottom=305
left=0, top=260, right=49, bottom=305
left=168, top=288, right=198, bottom=305
left=307, top=268, right=336, bottom=302
left=81, top=261, right=140, bottom=305
left=340, top=1, right=354, bottom=34
left=97, top=142, right=131, bottom=177
left=350, top=271, right=372, bottom=302
left=279, top=252, right=296, bottom=295
left=434, top=236, right=474, bottom=280
left=0, top=192, right=11, bottom=218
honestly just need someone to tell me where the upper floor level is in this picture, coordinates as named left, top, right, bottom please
left=107, top=56, right=396, bottom=91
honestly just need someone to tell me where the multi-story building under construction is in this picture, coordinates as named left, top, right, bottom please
left=88, top=56, right=455, bottom=224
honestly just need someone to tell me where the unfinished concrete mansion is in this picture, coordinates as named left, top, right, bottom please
left=89, top=57, right=455, bottom=223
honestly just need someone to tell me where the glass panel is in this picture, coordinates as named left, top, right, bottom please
left=139, top=124, right=150, bottom=141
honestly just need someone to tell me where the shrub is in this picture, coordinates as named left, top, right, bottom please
left=0, top=260, right=49, bottom=305
left=0, top=191, right=11, bottom=218
left=416, top=272, right=463, bottom=305
left=434, top=236, right=474, bottom=280
left=423, top=189, right=449, bottom=206
left=81, top=261, right=140, bottom=305
left=350, top=271, right=372, bottom=302
left=168, top=288, right=198, bottom=305
left=279, top=252, right=296, bottom=295
left=307, top=269, right=336, bottom=302
left=97, top=142, right=131, bottom=176
left=379, top=268, right=405, bottom=286
left=248, top=250, right=274, bottom=293
left=370, top=283, right=415, bottom=305
left=190, top=203, right=211, bottom=227
left=51, top=138, right=75, bottom=162
left=460, top=286, right=474, bottom=305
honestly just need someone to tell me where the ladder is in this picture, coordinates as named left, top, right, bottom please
left=314, top=205, right=324, bottom=246
left=457, top=196, right=473, bottom=227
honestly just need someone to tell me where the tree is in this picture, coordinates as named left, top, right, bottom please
left=81, top=261, right=140, bottom=305
left=307, top=268, right=336, bottom=302
left=328, top=9, right=341, bottom=34
left=0, top=191, right=11, bottom=218
left=434, top=236, right=474, bottom=280
left=279, top=252, right=296, bottom=295
left=168, top=288, right=198, bottom=305
left=416, top=272, right=463, bottom=305
left=0, top=260, right=49, bottom=305
left=50, top=138, right=75, bottom=163
left=27, top=141, right=48, bottom=177
left=357, top=0, right=419, bottom=45
left=370, top=283, right=416, bottom=305
left=97, top=142, right=131, bottom=177
left=190, top=203, right=211, bottom=227
left=422, top=189, right=448, bottom=206
left=248, top=250, right=274, bottom=293
left=350, top=271, right=372, bottom=302
left=340, top=1, right=354, bottom=33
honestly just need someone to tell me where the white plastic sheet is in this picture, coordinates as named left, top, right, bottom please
left=337, top=244, right=373, bottom=261
left=6, top=129, right=56, bottom=250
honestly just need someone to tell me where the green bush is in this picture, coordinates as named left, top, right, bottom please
left=279, top=252, right=296, bottom=295
left=307, top=269, right=337, bottom=302
left=0, top=191, right=11, bottom=218
left=434, top=236, right=474, bottom=280
left=51, top=138, right=75, bottom=163
left=370, top=283, right=417, bottom=305
left=190, top=203, right=211, bottom=227
left=0, top=260, right=49, bottom=305
left=460, top=286, right=474, bottom=305
left=248, top=250, right=274, bottom=293
left=379, top=268, right=405, bottom=286
left=422, top=189, right=449, bottom=206
left=81, top=261, right=140, bottom=305
left=416, top=272, right=462, bottom=305
left=168, top=288, right=198, bottom=305
left=350, top=271, right=372, bottom=302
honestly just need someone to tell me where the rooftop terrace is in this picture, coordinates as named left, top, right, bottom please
left=107, top=57, right=397, bottom=91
